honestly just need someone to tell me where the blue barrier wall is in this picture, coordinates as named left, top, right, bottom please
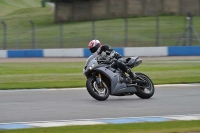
left=7, top=50, right=43, bottom=58
left=83, top=48, right=91, bottom=57
left=1, top=46, right=200, bottom=58
left=168, top=46, right=200, bottom=56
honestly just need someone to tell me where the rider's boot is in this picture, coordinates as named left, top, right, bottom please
left=127, top=69, right=136, bottom=83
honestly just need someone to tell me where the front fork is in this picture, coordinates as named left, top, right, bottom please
left=96, top=73, right=103, bottom=88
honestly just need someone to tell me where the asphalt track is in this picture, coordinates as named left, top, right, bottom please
left=0, top=84, right=200, bottom=124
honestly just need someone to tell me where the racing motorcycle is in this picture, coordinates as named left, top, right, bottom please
left=83, top=51, right=155, bottom=101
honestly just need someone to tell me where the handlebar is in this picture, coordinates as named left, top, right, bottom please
left=98, top=58, right=117, bottom=65
left=101, top=61, right=113, bottom=64
left=96, top=55, right=118, bottom=65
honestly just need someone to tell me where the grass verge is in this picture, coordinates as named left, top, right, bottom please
left=1, top=120, right=200, bottom=133
left=0, top=60, right=199, bottom=90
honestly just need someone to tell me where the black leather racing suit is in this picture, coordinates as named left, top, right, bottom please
left=98, top=45, right=135, bottom=80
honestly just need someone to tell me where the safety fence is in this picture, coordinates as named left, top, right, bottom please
left=1, top=15, right=200, bottom=50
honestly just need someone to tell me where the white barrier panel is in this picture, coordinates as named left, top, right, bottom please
left=44, top=48, right=83, bottom=57
left=0, top=50, right=7, bottom=58
left=124, top=47, right=168, bottom=57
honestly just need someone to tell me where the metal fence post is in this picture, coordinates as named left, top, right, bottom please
left=188, top=13, right=193, bottom=46
left=1, top=21, right=7, bottom=49
left=124, top=18, right=128, bottom=47
left=92, top=20, right=95, bottom=39
left=182, top=15, right=187, bottom=46
left=41, top=0, right=46, bottom=7
left=60, top=22, right=63, bottom=48
left=154, top=15, right=160, bottom=46
left=29, top=20, right=36, bottom=49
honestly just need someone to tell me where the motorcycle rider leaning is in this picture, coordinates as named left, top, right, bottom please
left=88, top=39, right=136, bottom=82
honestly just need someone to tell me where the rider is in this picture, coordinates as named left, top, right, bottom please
left=88, top=39, right=136, bottom=82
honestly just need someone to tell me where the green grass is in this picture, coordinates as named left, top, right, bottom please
left=0, top=60, right=199, bottom=90
left=0, top=0, right=41, bottom=16
left=1, top=120, right=200, bottom=133
left=0, top=0, right=200, bottom=49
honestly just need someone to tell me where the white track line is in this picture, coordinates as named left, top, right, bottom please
left=0, top=114, right=200, bottom=129
left=0, top=84, right=199, bottom=92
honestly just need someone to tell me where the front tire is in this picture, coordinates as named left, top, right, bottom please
left=86, top=77, right=110, bottom=101
left=135, top=73, right=155, bottom=99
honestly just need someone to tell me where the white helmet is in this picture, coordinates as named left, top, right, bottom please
left=88, top=39, right=102, bottom=53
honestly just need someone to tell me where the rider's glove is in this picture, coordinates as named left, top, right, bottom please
left=111, top=52, right=121, bottom=59
left=100, top=51, right=107, bottom=57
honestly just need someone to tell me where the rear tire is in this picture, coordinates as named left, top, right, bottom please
left=86, top=77, right=110, bottom=101
left=135, top=73, right=155, bottom=99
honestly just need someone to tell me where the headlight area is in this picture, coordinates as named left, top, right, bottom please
left=83, top=64, right=95, bottom=77
left=89, top=63, right=95, bottom=70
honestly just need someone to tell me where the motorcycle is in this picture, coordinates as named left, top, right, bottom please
left=83, top=52, right=155, bottom=101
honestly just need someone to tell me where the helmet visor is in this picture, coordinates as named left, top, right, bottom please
left=89, top=43, right=100, bottom=53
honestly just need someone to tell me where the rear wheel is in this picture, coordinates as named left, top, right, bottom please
left=86, top=77, right=110, bottom=101
left=135, top=73, right=155, bottom=99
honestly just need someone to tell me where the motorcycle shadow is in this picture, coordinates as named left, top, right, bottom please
left=87, top=96, right=155, bottom=102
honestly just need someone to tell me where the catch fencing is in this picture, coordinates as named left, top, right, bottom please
left=0, top=15, right=200, bottom=50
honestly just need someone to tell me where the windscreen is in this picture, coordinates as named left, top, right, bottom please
left=85, top=54, right=98, bottom=69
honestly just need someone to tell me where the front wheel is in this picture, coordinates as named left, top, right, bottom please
left=86, top=77, right=110, bottom=101
left=135, top=73, right=155, bottom=99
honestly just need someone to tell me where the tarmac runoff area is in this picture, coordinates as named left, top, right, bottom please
left=0, top=84, right=200, bottom=130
